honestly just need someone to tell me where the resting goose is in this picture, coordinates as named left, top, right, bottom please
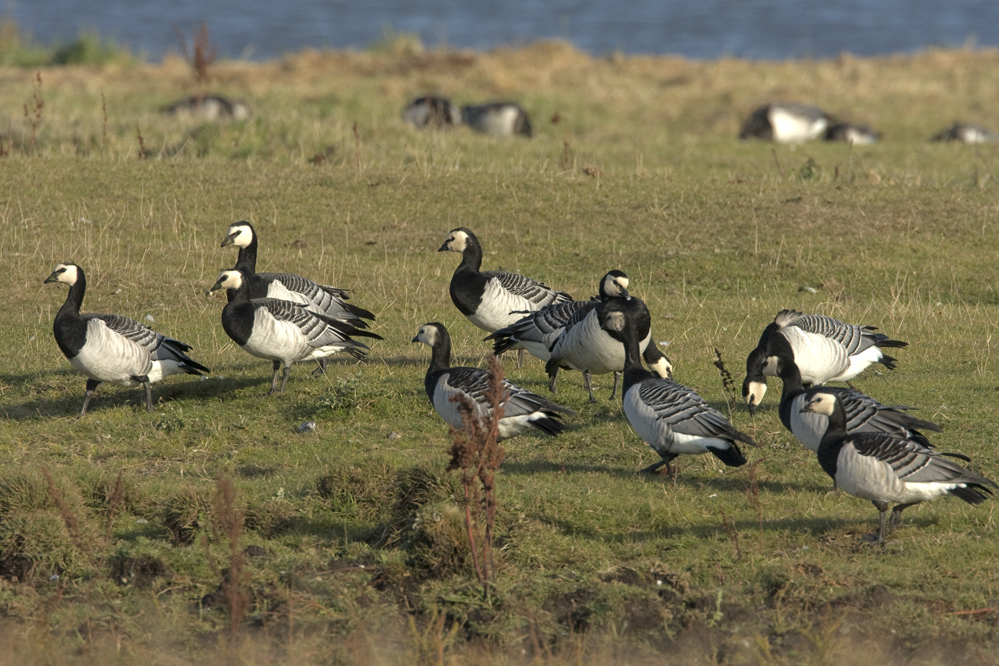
left=930, top=123, right=998, bottom=144
left=438, top=227, right=571, bottom=335
left=762, top=349, right=941, bottom=453
left=801, top=392, right=996, bottom=545
left=544, top=272, right=653, bottom=402
left=210, top=269, right=381, bottom=394
left=739, top=103, right=829, bottom=143
left=412, top=322, right=575, bottom=441
left=460, top=102, right=533, bottom=138
left=403, top=95, right=460, bottom=129
left=45, top=263, right=209, bottom=416
left=825, top=122, right=879, bottom=145
left=743, top=309, right=907, bottom=414
left=221, top=221, right=375, bottom=329
left=601, top=303, right=756, bottom=475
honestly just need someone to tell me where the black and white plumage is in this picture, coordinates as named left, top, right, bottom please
left=739, top=103, right=829, bottom=143
left=801, top=391, right=996, bottom=545
left=412, top=322, right=575, bottom=441
left=210, top=270, right=381, bottom=394
left=403, top=95, right=460, bottom=129
left=438, top=227, right=571, bottom=335
left=544, top=272, right=655, bottom=402
left=162, top=94, right=251, bottom=121
left=743, top=309, right=907, bottom=414
left=45, top=263, right=210, bottom=416
left=762, top=349, right=941, bottom=454
left=930, top=122, right=998, bottom=144
left=460, top=102, right=533, bottom=138
left=600, top=302, right=756, bottom=475
left=221, top=221, right=375, bottom=328
left=825, top=122, right=879, bottom=145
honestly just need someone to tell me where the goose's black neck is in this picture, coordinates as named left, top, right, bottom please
left=59, top=270, right=86, bottom=318
left=52, top=270, right=89, bottom=358
left=456, top=234, right=483, bottom=274
left=428, top=327, right=452, bottom=375
left=234, top=233, right=259, bottom=275
left=617, top=308, right=654, bottom=393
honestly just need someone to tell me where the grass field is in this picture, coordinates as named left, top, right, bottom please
left=1, top=40, right=999, bottom=664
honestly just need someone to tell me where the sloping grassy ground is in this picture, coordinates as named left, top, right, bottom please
left=1, top=43, right=999, bottom=664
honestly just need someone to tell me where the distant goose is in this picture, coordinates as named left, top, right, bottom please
left=460, top=102, right=533, bottom=138
left=930, top=122, right=998, bottom=143
left=412, top=322, right=575, bottom=440
left=739, top=103, right=829, bottom=143
left=210, top=269, right=381, bottom=394
left=601, top=302, right=756, bottom=475
left=544, top=272, right=654, bottom=402
left=801, top=391, right=995, bottom=545
left=438, top=227, right=571, bottom=336
left=762, top=348, right=941, bottom=453
left=45, top=263, right=210, bottom=416
left=162, top=95, right=250, bottom=121
left=825, top=122, right=879, bottom=145
left=403, top=95, right=460, bottom=129
left=743, top=309, right=907, bottom=414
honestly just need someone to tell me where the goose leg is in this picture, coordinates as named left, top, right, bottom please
left=136, top=375, right=153, bottom=412
left=584, top=371, right=596, bottom=403
left=888, top=502, right=916, bottom=531
left=79, top=379, right=101, bottom=417
left=547, top=367, right=559, bottom=394
left=609, top=371, right=621, bottom=400
left=516, top=349, right=525, bottom=369
left=312, top=357, right=328, bottom=376
left=279, top=363, right=291, bottom=393
left=268, top=361, right=282, bottom=395
left=873, top=500, right=889, bottom=546
left=638, top=453, right=677, bottom=476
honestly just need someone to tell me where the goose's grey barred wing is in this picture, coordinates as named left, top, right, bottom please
left=486, top=300, right=593, bottom=355
left=257, top=298, right=374, bottom=356
left=850, top=434, right=994, bottom=490
left=637, top=380, right=753, bottom=443
left=840, top=392, right=941, bottom=447
left=91, top=313, right=161, bottom=351
left=445, top=367, right=574, bottom=418
left=489, top=270, right=572, bottom=307
left=263, top=272, right=375, bottom=325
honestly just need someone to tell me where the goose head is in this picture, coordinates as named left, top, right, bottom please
left=221, top=221, right=255, bottom=249
left=44, top=263, right=81, bottom=286
left=438, top=228, right=473, bottom=253
left=210, top=269, right=245, bottom=292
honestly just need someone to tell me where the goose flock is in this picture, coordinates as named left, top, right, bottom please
left=43, top=226, right=994, bottom=547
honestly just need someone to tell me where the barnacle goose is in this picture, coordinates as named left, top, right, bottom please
left=601, top=302, right=756, bottom=475
left=412, top=322, right=575, bottom=441
left=162, top=94, right=250, bottom=121
left=739, top=103, right=829, bottom=143
left=403, top=95, right=460, bottom=129
left=930, top=122, right=998, bottom=144
left=460, top=102, right=533, bottom=138
left=762, top=348, right=941, bottom=453
left=45, top=263, right=210, bottom=416
left=743, top=309, right=907, bottom=414
left=801, top=391, right=996, bottom=545
left=544, top=272, right=654, bottom=402
left=438, top=227, right=571, bottom=335
left=210, top=270, right=382, bottom=394
left=825, top=122, right=879, bottom=145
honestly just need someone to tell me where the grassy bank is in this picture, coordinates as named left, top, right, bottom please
left=1, top=43, right=999, bottom=664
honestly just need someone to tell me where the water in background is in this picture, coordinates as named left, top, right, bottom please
left=10, top=0, right=995, bottom=62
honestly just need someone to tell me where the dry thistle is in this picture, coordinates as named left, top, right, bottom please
left=713, top=347, right=736, bottom=408
left=173, top=21, right=217, bottom=89
left=202, top=477, right=249, bottom=650
left=23, top=71, right=43, bottom=155
left=136, top=125, right=146, bottom=159
left=446, top=354, right=507, bottom=601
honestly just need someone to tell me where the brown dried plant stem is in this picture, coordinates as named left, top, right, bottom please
left=202, top=477, right=249, bottom=651
left=447, top=355, right=507, bottom=601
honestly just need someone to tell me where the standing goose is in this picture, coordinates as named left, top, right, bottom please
left=762, top=349, right=941, bottom=454
left=801, top=392, right=996, bottom=545
left=220, top=221, right=375, bottom=329
left=743, top=309, right=907, bottom=414
left=460, top=102, right=533, bottom=138
left=45, top=263, right=210, bottom=416
left=544, top=272, right=655, bottom=402
left=739, top=103, right=829, bottom=143
left=412, top=322, right=575, bottom=441
left=210, top=270, right=381, bottom=394
left=601, top=302, right=757, bottom=475
left=438, top=227, right=571, bottom=337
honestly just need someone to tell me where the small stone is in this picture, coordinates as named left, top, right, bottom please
left=387, top=431, right=401, bottom=441
left=299, top=421, right=317, bottom=434
left=144, top=314, right=155, bottom=323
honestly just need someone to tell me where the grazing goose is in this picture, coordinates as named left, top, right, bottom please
left=762, top=349, right=941, bottom=453
left=544, top=273, right=653, bottom=402
left=45, top=263, right=210, bottom=416
left=210, top=270, right=381, bottom=394
left=460, top=102, right=533, bottom=138
left=743, top=309, right=907, bottom=414
left=412, top=322, right=575, bottom=441
left=438, top=227, right=571, bottom=335
left=403, top=95, right=460, bottom=129
left=739, top=103, right=829, bottom=143
left=825, top=122, right=879, bottom=145
left=601, top=303, right=756, bottom=475
left=930, top=122, right=998, bottom=144
left=221, top=221, right=375, bottom=328
left=162, top=94, right=251, bottom=121
left=801, top=392, right=996, bottom=545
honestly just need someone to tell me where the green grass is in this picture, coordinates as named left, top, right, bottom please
left=2, top=46, right=999, bottom=664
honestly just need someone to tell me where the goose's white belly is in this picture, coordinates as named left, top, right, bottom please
left=71, top=320, right=152, bottom=385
